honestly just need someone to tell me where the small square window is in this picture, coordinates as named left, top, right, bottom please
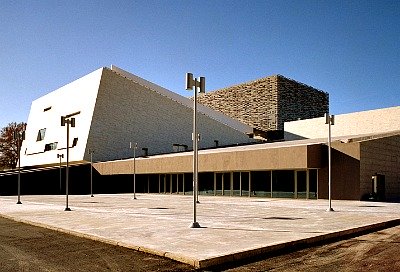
left=44, top=142, right=58, bottom=152
left=36, top=128, right=46, bottom=141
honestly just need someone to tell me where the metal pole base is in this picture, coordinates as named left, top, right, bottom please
left=64, top=207, right=71, bottom=211
left=133, top=197, right=137, bottom=200
left=91, top=195, right=94, bottom=197
left=196, top=200, right=200, bottom=204
left=190, top=222, right=201, bottom=228
left=16, top=201, right=22, bottom=204
left=326, top=207, right=334, bottom=212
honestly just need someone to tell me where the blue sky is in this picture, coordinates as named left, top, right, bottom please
left=0, top=0, right=399, bottom=128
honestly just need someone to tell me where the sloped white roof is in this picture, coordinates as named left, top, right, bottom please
left=110, top=65, right=253, bottom=135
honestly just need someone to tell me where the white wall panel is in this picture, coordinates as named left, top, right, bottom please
left=20, top=68, right=103, bottom=167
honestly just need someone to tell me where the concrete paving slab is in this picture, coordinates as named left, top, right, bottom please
left=0, top=194, right=399, bottom=269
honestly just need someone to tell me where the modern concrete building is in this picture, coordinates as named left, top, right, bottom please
left=93, top=129, right=400, bottom=201
left=196, top=75, right=329, bottom=139
left=283, top=107, right=400, bottom=201
left=20, top=66, right=254, bottom=167
left=1, top=66, right=398, bottom=201
left=90, top=100, right=400, bottom=201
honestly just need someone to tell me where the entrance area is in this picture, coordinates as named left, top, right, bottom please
left=129, top=169, right=319, bottom=199
left=204, top=169, right=318, bottom=199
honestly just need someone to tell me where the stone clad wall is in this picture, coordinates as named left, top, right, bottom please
left=277, top=76, right=328, bottom=130
left=198, top=76, right=278, bottom=131
left=197, top=75, right=328, bottom=132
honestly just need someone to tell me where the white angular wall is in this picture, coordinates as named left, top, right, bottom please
left=20, top=68, right=103, bottom=167
left=20, top=66, right=254, bottom=167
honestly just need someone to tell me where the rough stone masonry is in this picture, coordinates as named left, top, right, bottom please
left=197, top=75, right=329, bottom=137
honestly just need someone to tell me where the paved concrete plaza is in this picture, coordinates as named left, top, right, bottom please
left=0, top=194, right=399, bottom=269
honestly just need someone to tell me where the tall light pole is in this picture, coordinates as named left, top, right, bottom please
left=130, top=142, right=137, bottom=200
left=13, top=130, right=25, bottom=204
left=61, top=116, right=75, bottom=211
left=57, top=154, right=64, bottom=193
left=88, top=149, right=94, bottom=197
left=186, top=72, right=205, bottom=228
left=325, top=113, right=334, bottom=212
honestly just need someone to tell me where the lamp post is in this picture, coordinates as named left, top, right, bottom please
left=13, top=130, right=25, bottom=204
left=88, top=149, right=94, bottom=197
left=325, top=113, right=334, bottom=212
left=186, top=72, right=205, bottom=228
left=130, top=142, right=137, bottom=200
left=61, top=116, right=75, bottom=211
left=57, top=154, right=64, bottom=193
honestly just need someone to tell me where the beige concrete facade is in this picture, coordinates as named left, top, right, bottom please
left=283, top=106, right=400, bottom=200
left=94, top=132, right=400, bottom=201
left=317, top=133, right=400, bottom=201
left=94, top=140, right=323, bottom=175
left=360, top=135, right=400, bottom=200
left=284, top=106, right=400, bottom=140
left=318, top=141, right=361, bottom=200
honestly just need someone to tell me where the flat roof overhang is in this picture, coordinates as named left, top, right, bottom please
left=94, top=143, right=323, bottom=175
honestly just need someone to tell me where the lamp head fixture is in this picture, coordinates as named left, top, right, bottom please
left=185, top=73, right=205, bottom=93
left=325, top=113, right=335, bottom=125
left=61, top=116, right=76, bottom=127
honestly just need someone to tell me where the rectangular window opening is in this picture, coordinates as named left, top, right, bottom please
left=44, top=142, right=58, bottom=152
left=36, top=128, right=46, bottom=141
